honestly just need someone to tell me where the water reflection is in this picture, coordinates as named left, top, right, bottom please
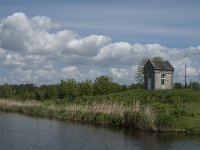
left=0, top=112, right=200, bottom=150
left=122, top=128, right=200, bottom=150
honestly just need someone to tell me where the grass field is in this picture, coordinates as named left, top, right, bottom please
left=0, top=89, right=200, bottom=134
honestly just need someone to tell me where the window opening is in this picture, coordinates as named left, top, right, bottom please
left=161, top=74, right=165, bottom=85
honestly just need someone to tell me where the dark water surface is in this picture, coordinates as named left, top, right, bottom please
left=0, top=112, right=200, bottom=150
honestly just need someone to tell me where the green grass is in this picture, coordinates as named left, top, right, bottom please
left=74, top=89, right=200, bottom=133
left=173, top=102, right=200, bottom=132
left=0, top=89, right=200, bottom=134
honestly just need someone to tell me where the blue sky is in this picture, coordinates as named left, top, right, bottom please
left=1, top=0, right=200, bottom=47
left=0, top=0, right=200, bottom=84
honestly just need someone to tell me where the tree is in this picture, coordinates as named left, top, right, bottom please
left=0, top=84, right=14, bottom=99
left=93, top=75, right=120, bottom=95
left=43, top=84, right=58, bottom=99
left=78, top=79, right=93, bottom=96
left=189, top=82, right=199, bottom=91
left=58, top=79, right=78, bottom=100
left=34, top=90, right=43, bottom=100
left=119, top=85, right=129, bottom=92
left=173, top=82, right=183, bottom=89
left=129, top=83, right=144, bottom=89
left=135, top=58, right=148, bottom=84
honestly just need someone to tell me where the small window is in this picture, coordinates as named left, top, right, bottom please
left=148, top=74, right=151, bottom=78
left=161, top=79, right=165, bottom=85
left=161, top=74, right=165, bottom=85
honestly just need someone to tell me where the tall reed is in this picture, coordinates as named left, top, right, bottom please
left=0, top=99, right=159, bottom=130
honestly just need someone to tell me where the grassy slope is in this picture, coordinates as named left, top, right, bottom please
left=0, top=89, right=200, bottom=134
left=105, top=89, right=200, bottom=132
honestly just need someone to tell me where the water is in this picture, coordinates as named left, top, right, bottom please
left=0, top=112, right=200, bottom=150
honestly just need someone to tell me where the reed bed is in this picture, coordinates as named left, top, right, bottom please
left=0, top=99, right=157, bottom=131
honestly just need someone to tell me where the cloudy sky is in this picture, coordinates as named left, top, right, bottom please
left=0, top=0, right=200, bottom=85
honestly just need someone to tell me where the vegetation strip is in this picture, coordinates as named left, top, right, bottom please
left=0, top=99, right=156, bottom=129
left=1, top=89, right=200, bottom=135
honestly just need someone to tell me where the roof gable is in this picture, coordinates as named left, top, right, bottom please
left=150, top=59, right=174, bottom=71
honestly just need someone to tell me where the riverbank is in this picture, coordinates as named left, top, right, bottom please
left=0, top=99, right=157, bottom=130
left=0, top=89, right=200, bottom=135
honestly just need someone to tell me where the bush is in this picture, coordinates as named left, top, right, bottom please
left=78, top=80, right=93, bottom=96
left=58, top=79, right=78, bottom=100
left=130, top=83, right=144, bottom=89
left=93, top=75, right=120, bottom=95
left=173, top=82, right=183, bottom=89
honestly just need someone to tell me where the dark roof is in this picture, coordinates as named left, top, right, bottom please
left=150, top=59, right=174, bottom=71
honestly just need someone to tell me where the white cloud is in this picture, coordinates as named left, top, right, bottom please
left=8, top=68, right=33, bottom=83
left=66, top=35, right=111, bottom=56
left=185, top=46, right=200, bottom=56
left=35, top=68, right=56, bottom=80
left=110, top=68, right=129, bottom=78
left=0, top=12, right=200, bottom=85
left=0, top=12, right=31, bottom=51
left=109, top=66, right=139, bottom=83
left=61, top=66, right=105, bottom=82
left=4, top=54, right=26, bottom=68
left=83, top=69, right=104, bottom=81
left=61, top=66, right=80, bottom=80
left=94, top=42, right=131, bottom=61
left=31, top=15, right=60, bottom=30
left=132, top=43, right=167, bottom=57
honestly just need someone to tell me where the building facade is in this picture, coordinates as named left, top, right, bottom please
left=143, top=59, right=174, bottom=90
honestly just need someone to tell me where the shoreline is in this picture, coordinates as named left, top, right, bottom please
left=0, top=99, right=199, bottom=135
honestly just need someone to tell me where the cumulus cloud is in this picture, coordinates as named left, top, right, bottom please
left=0, top=12, right=200, bottom=85
left=8, top=68, right=33, bottom=83
left=61, top=66, right=104, bottom=81
left=94, top=42, right=131, bottom=61
left=110, top=68, right=129, bottom=78
left=185, top=46, right=200, bottom=56
left=66, top=35, right=111, bottom=56
left=35, top=68, right=56, bottom=81
left=61, top=66, right=80, bottom=80
left=0, top=12, right=31, bottom=51
left=4, top=54, right=26, bottom=68
left=31, top=15, right=60, bottom=30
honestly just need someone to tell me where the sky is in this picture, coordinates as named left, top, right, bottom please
left=0, top=0, right=200, bottom=85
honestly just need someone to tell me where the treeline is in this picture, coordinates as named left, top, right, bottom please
left=0, top=75, right=143, bottom=101
left=173, top=82, right=200, bottom=90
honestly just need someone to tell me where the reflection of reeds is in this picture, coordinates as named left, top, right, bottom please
left=0, top=99, right=156, bottom=130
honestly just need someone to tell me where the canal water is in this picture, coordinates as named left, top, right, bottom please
left=0, top=112, right=200, bottom=150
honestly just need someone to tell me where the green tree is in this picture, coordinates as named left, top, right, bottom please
left=119, top=85, right=129, bottom=92
left=78, top=79, right=93, bottom=96
left=43, top=84, right=58, bottom=99
left=93, top=75, right=120, bottom=95
left=129, top=83, right=144, bottom=89
left=34, top=90, right=43, bottom=100
left=173, top=82, right=183, bottom=89
left=13, top=84, right=36, bottom=100
left=189, top=82, right=199, bottom=91
left=0, top=84, right=14, bottom=99
left=58, top=79, right=78, bottom=100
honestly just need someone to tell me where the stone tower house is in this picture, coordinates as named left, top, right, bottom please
left=143, top=59, right=174, bottom=90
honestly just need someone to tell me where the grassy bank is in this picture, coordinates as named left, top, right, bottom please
left=0, top=99, right=156, bottom=130
left=0, top=89, right=200, bottom=134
